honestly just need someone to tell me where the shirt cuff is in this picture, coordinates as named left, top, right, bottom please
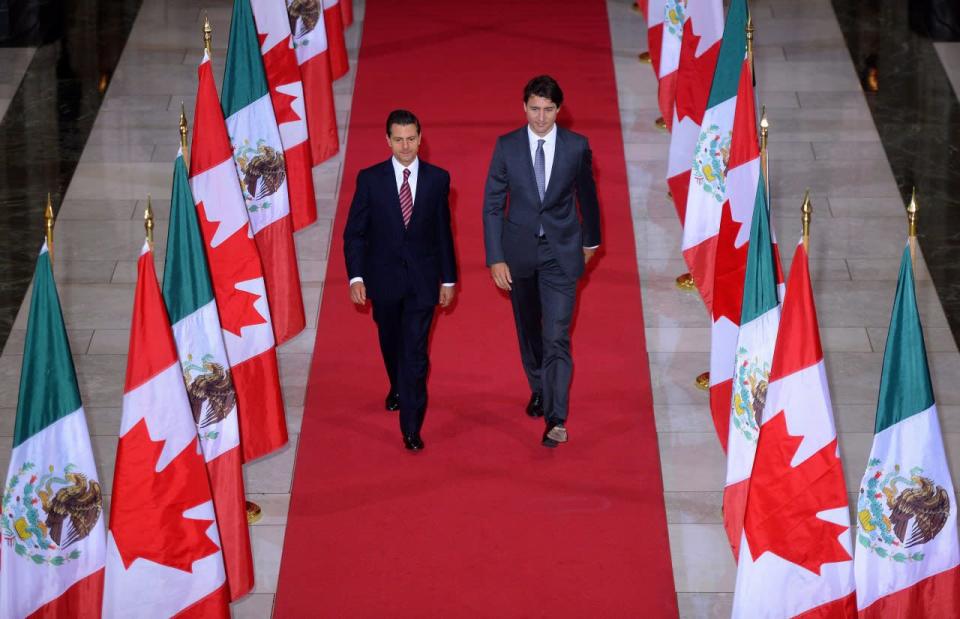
left=583, top=245, right=600, bottom=250
left=441, top=283, right=456, bottom=287
left=349, top=277, right=363, bottom=285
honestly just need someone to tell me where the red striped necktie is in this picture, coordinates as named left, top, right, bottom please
left=399, top=168, right=413, bottom=228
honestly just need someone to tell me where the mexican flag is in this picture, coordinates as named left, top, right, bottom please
left=0, top=242, right=105, bottom=618
left=854, top=245, right=960, bottom=616
left=701, top=0, right=769, bottom=456
left=680, top=0, right=751, bottom=311
left=322, top=0, right=349, bottom=80
left=722, top=175, right=782, bottom=560
left=191, top=49, right=289, bottom=463
left=286, top=0, right=340, bottom=170
left=732, top=240, right=856, bottom=617
left=224, top=0, right=305, bottom=346
left=656, top=0, right=685, bottom=130
left=103, top=242, right=229, bottom=617
left=251, top=0, right=319, bottom=232
left=665, top=0, right=723, bottom=225
left=162, top=148, right=253, bottom=601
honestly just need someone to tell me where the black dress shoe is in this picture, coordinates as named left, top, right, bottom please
left=385, top=391, right=400, bottom=411
left=526, top=392, right=544, bottom=418
left=542, top=418, right=567, bottom=448
left=403, top=433, right=424, bottom=451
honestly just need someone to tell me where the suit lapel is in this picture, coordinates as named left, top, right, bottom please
left=407, top=162, right=427, bottom=231
left=542, top=128, right=567, bottom=207
left=381, top=159, right=406, bottom=232
left=514, top=129, right=542, bottom=208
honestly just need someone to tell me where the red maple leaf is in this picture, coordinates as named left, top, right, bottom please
left=675, top=19, right=721, bottom=125
left=744, top=412, right=852, bottom=574
left=197, top=201, right=267, bottom=336
left=260, top=34, right=302, bottom=126
left=110, top=419, right=220, bottom=572
left=711, top=200, right=748, bottom=324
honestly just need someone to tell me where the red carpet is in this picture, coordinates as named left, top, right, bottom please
left=274, top=1, right=678, bottom=616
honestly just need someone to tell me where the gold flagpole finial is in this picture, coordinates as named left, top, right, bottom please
left=801, top=190, right=812, bottom=250
left=746, top=14, right=756, bottom=82
left=760, top=106, right=769, bottom=204
left=203, top=12, right=213, bottom=55
left=906, top=186, right=918, bottom=238
left=44, top=193, right=55, bottom=264
left=179, top=101, right=190, bottom=164
left=145, top=194, right=155, bottom=247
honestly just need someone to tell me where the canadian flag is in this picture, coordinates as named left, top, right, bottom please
left=103, top=242, right=230, bottom=617
left=341, top=0, right=353, bottom=28
left=323, top=0, right=349, bottom=80
left=190, top=50, right=289, bottom=463
left=646, top=0, right=665, bottom=78
left=732, top=240, right=857, bottom=617
left=287, top=0, right=340, bottom=174
left=252, top=0, right=319, bottom=232
left=665, top=0, right=723, bottom=225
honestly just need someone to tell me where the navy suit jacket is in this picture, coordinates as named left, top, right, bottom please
left=343, top=158, right=457, bottom=308
left=482, top=126, right=601, bottom=280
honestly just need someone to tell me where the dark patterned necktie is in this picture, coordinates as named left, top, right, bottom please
left=534, top=139, right=546, bottom=201
left=399, top=168, right=413, bottom=228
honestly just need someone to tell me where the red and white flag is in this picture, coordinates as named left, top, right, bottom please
left=665, top=0, right=723, bottom=224
left=287, top=0, right=340, bottom=174
left=322, top=0, right=349, bottom=80
left=103, top=242, right=230, bottom=618
left=656, top=1, right=685, bottom=130
left=190, top=50, right=289, bottom=463
left=732, top=240, right=857, bottom=618
left=645, top=0, right=665, bottom=78
left=252, top=0, right=319, bottom=232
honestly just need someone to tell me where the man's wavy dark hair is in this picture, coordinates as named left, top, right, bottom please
left=523, top=75, right=563, bottom=107
left=386, top=109, right=420, bottom=136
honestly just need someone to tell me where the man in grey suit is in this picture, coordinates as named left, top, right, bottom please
left=482, top=75, right=601, bottom=448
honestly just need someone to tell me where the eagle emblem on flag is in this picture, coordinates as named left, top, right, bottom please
left=1, top=463, right=102, bottom=566
left=692, top=123, right=731, bottom=202
left=287, top=0, right=320, bottom=41
left=731, top=351, right=769, bottom=443
left=234, top=140, right=287, bottom=211
left=857, top=461, right=952, bottom=562
left=666, top=0, right=686, bottom=37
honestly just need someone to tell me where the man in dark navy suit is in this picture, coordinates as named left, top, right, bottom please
left=343, top=109, right=457, bottom=451
left=482, top=76, right=601, bottom=448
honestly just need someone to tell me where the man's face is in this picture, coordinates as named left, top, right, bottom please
left=524, top=95, right=559, bottom=137
left=386, top=123, right=421, bottom=166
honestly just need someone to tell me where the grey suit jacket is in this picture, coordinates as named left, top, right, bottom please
left=482, top=126, right=601, bottom=280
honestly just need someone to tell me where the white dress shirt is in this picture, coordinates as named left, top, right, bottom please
left=349, top=156, right=454, bottom=287
left=527, top=124, right=598, bottom=250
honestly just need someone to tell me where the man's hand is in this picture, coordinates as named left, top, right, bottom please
left=583, top=247, right=597, bottom=264
left=350, top=281, right=367, bottom=305
left=439, top=285, right=456, bottom=307
left=490, top=262, right=513, bottom=291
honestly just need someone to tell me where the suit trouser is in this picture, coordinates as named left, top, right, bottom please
left=509, top=238, right=577, bottom=423
left=372, top=295, right=435, bottom=436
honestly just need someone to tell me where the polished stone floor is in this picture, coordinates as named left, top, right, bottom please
left=0, top=0, right=958, bottom=617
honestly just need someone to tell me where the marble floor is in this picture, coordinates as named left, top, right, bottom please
left=0, top=0, right=958, bottom=617
left=0, top=47, right=34, bottom=119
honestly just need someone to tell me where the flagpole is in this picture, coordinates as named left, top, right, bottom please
left=44, top=193, right=54, bottom=265
left=746, top=13, right=755, bottom=86
left=907, top=187, right=918, bottom=266
left=145, top=194, right=154, bottom=249
left=203, top=12, right=213, bottom=56
left=179, top=102, right=189, bottom=167
left=760, top=107, right=769, bottom=207
left=801, top=190, right=812, bottom=251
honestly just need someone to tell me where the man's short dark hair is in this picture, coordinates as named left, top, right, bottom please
left=523, top=75, right=564, bottom=107
left=386, top=109, right=421, bottom=136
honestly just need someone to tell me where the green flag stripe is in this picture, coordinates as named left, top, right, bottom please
left=162, top=154, right=215, bottom=324
left=740, top=175, right=778, bottom=324
left=875, top=245, right=935, bottom=433
left=221, top=0, right=271, bottom=118
left=706, top=0, right=748, bottom=109
left=13, top=249, right=83, bottom=447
